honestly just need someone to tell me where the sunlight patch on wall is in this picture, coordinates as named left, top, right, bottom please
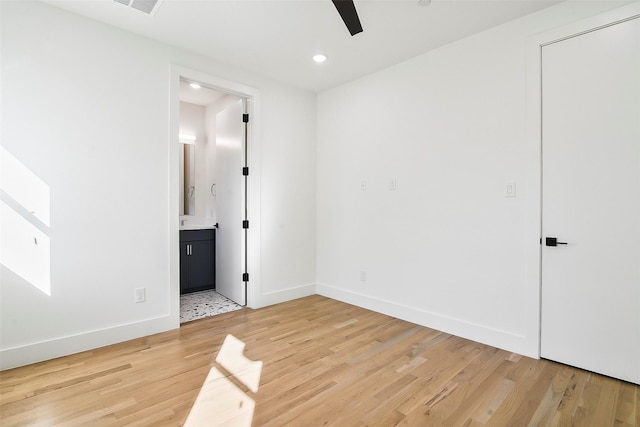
left=0, top=146, right=50, bottom=227
left=0, top=202, right=51, bottom=295
left=0, top=146, right=52, bottom=296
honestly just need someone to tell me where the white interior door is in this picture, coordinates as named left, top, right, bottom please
left=541, top=16, right=640, bottom=384
left=216, top=99, right=246, bottom=305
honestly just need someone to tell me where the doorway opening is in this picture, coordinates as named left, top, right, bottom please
left=169, top=66, right=261, bottom=325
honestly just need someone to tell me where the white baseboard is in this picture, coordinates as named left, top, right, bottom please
left=0, top=315, right=177, bottom=370
left=316, top=283, right=538, bottom=359
left=2, top=282, right=536, bottom=370
left=0, top=283, right=317, bottom=371
left=255, top=283, right=316, bottom=308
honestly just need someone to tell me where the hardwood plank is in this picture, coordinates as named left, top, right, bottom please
left=503, top=360, right=560, bottom=425
left=1, top=295, right=638, bottom=426
left=396, top=345, right=503, bottom=424
left=488, top=358, right=577, bottom=426
left=527, top=366, right=577, bottom=426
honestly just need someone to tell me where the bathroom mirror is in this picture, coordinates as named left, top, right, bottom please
left=180, top=143, right=195, bottom=216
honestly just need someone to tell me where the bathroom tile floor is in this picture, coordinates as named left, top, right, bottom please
left=180, top=289, right=243, bottom=323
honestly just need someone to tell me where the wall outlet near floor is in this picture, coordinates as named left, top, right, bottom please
left=360, top=271, right=367, bottom=282
left=135, top=287, right=146, bottom=303
left=505, top=181, right=516, bottom=197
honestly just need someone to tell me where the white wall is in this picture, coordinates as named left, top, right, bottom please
left=316, top=0, right=630, bottom=358
left=0, top=0, right=316, bottom=369
left=260, top=94, right=317, bottom=301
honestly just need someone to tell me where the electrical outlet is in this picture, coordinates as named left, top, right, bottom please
left=505, top=181, right=516, bottom=197
left=389, top=178, right=397, bottom=191
left=360, top=271, right=367, bottom=282
left=135, top=288, right=146, bottom=303
left=360, top=181, right=367, bottom=191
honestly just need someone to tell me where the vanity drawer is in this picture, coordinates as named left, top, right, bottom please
left=180, top=229, right=215, bottom=242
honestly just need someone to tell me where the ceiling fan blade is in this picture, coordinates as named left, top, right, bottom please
left=331, top=0, right=363, bottom=36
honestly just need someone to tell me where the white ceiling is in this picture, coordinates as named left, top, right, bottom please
left=42, top=0, right=561, bottom=92
left=179, top=79, right=228, bottom=106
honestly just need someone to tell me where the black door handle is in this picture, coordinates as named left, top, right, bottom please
left=546, top=237, right=568, bottom=247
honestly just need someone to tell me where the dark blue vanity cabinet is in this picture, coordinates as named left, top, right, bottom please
left=180, top=229, right=216, bottom=294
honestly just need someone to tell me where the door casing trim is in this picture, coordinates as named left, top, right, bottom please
left=169, top=65, right=263, bottom=327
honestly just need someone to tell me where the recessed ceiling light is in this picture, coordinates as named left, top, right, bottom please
left=313, top=54, right=327, bottom=63
left=189, top=82, right=201, bottom=89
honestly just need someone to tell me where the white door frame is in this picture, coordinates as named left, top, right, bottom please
left=525, top=2, right=640, bottom=358
left=169, top=65, right=262, bottom=326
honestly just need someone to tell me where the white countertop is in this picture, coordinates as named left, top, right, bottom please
left=180, top=224, right=217, bottom=230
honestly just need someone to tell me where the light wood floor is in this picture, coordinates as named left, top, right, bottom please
left=1, top=295, right=638, bottom=426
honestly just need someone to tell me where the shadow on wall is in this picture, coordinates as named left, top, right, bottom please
left=184, top=334, right=263, bottom=426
